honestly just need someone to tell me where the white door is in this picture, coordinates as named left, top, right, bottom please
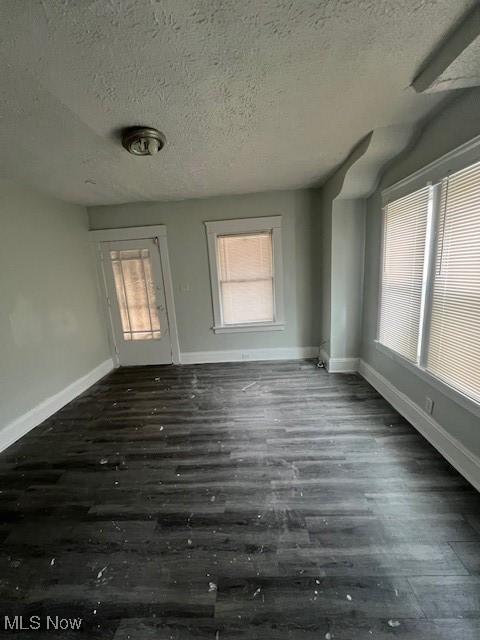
left=101, top=238, right=173, bottom=365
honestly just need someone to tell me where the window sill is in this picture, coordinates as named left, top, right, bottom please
left=212, top=322, right=285, bottom=334
left=374, top=340, right=480, bottom=419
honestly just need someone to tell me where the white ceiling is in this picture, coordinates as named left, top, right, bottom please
left=0, top=0, right=474, bottom=206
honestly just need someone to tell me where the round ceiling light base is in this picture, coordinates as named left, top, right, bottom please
left=122, top=127, right=166, bottom=156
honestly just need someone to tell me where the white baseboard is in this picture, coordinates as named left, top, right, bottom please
left=180, top=346, right=319, bottom=365
left=328, top=357, right=360, bottom=373
left=359, top=359, right=480, bottom=493
left=0, top=358, right=114, bottom=454
left=319, top=348, right=359, bottom=373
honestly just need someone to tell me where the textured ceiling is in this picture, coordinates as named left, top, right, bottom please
left=0, top=0, right=474, bottom=206
left=428, top=38, right=480, bottom=92
left=412, top=4, right=480, bottom=93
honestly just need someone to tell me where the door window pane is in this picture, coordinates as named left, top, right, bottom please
left=110, top=249, right=161, bottom=341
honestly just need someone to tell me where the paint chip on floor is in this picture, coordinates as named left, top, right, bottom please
left=388, top=620, right=400, bottom=628
left=96, top=566, right=108, bottom=580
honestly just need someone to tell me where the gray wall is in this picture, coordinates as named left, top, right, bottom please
left=319, top=185, right=333, bottom=354
left=0, top=179, right=110, bottom=428
left=318, top=138, right=370, bottom=360
left=89, top=190, right=319, bottom=355
left=362, top=88, right=480, bottom=458
left=331, top=199, right=365, bottom=359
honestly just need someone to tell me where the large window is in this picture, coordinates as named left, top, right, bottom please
left=378, top=159, right=480, bottom=406
left=426, top=163, right=480, bottom=402
left=378, top=187, right=431, bottom=362
left=205, top=216, right=284, bottom=333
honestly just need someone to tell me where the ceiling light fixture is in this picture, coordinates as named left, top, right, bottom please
left=122, top=126, right=166, bottom=156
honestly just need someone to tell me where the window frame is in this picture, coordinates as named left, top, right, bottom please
left=205, top=216, right=285, bottom=334
left=376, top=135, right=480, bottom=417
left=376, top=185, right=433, bottom=364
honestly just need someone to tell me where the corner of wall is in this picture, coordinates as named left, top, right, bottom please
left=318, top=125, right=416, bottom=366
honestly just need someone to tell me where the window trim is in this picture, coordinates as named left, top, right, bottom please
left=377, top=138, right=480, bottom=415
left=374, top=340, right=480, bottom=419
left=382, top=133, right=480, bottom=205
left=205, top=216, right=285, bottom=334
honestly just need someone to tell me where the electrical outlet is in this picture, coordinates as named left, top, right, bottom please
left=425, top=396, right=434, bottom=415
left=241, top=353, right=250, bottom=360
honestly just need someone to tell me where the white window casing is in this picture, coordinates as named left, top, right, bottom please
left=205, top=216, right=285, bottom=334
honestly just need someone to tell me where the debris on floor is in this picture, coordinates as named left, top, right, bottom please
left=388, top=620, right=401, bottom=628
left=96, top=566, right=108, bottom=581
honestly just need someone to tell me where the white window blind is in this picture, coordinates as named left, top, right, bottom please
left=378, top=186, right=431, bottom=362
left=217, top=232, right=274, bottom=325
left=427, top=162, right=480, bottom=403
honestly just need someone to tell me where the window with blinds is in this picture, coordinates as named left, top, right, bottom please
left=379, top=156, right=480, bottom=407
left=217, top=232, right=274, bottom=325
left=378, top=186, right=431, bottom=362
left=426, top=162, right=480, bottom=403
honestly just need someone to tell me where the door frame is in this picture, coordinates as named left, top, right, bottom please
left=90, top=225, right=180, bottom=366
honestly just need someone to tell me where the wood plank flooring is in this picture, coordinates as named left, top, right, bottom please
left=1, top=360, right=480, bottom=638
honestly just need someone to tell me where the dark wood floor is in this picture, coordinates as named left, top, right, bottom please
left=1, top=360, right=480, bottom=639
